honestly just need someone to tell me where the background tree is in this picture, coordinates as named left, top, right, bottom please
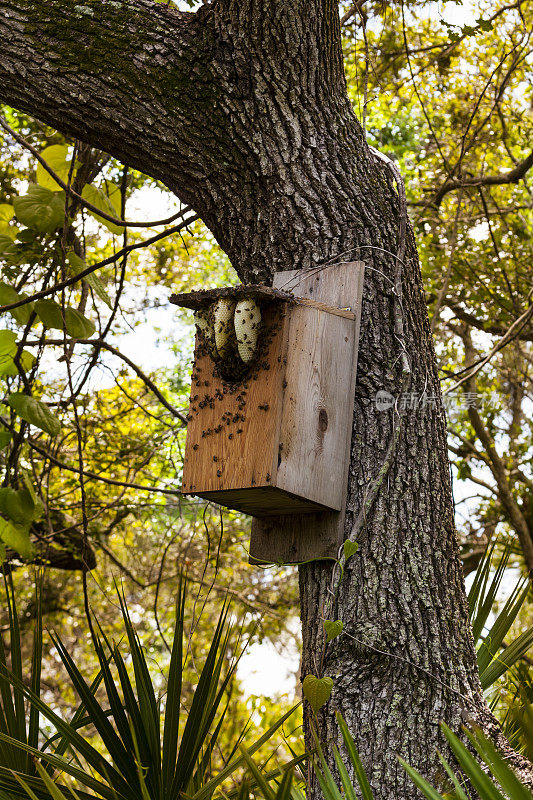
left=0, top=0, right=532, bottom=798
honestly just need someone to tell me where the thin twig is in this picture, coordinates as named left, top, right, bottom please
left=444, top=298, right=533, bottom=392
left=0, top=215, right=199, bottom=314
left=23, top=337, right=188, bottom=423
left=26, top=437, right=182, bottom=496
left=0, top=114, right=192, bottom=229
left=430, top=190, right=463, bottom=333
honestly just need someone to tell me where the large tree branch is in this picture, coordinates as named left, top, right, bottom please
left=0, top=0, right=217, bottom=198
left=448, top=303, right=533, bottom=341
left=433, top=149, right=533, bottom=206
left=0, top=0, right=365, bottom=275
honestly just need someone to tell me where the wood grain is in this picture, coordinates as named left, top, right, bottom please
left=181, top=305, right=288, bottom=510
left=249, top=261, right=365, bottom=563
left=293, top=297, right=355, bottom=319
left=276, top=304, right=355, bottom=510
left=181, top=261, right=364, bottom=537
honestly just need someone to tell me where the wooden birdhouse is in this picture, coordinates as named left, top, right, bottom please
left=170, top=261, right=364, bottom=563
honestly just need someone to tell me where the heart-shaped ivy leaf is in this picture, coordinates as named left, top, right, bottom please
left=324, top=619, right=344, bottom=643
left=302, top=674, right=334, bottom=713
left=343, top=540, right=359, bottom=561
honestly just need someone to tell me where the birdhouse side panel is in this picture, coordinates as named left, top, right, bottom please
left=275, top=305, right=356, bottom=510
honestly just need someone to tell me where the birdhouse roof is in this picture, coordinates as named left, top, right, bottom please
left=169, top=284, right=297, bottom=310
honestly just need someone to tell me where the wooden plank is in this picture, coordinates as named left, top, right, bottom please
left=170, top=283, right=356, bottom=319
left=181, top=289, right=359, bottom=516
left=293, top=297, right=355, bottom=319
left=250, top=510, right=345, bottom=563
left=182, top=305, right=287, bottom=498
left=196, top=487, right=329, bottom=517
left=276, top=305, right=355, bottom=509
left=170, top=283, right=296, bottom=310
left=249, top=261, right=365, bottom=564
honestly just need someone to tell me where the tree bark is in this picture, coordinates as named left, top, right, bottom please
left=0, top=0, right=530, bottom=796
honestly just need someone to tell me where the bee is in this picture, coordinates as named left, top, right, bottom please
left=193, top=297, right=263, bottom=382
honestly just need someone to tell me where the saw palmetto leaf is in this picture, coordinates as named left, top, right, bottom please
left=467, top=542, right=533, bottom=692
left=0, top=573, right=299, bottom=800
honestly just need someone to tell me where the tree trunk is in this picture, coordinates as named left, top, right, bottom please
left=0, top=0, right=530, bottom=796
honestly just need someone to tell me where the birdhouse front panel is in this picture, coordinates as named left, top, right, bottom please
left=174, top=282, right=359, bottom=518
left=181, top=303, right=311, bottom=516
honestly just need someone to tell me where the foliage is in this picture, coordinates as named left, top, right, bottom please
left=468, top=542, right=533, bottom=691
left=0, top=0, right=532, bottom=789
left=235, top=747, right=306, bottom=800
left=0, top=111, right=299, bottom=750
left=0, top=575, right=43, bottom=777
left=401, top=724, right=533, bottom=800
left=0, top=573, right=300, bottom=800
left=341, top=0, right=533, bottom=576
left=306, top=711, right=533, bottom=800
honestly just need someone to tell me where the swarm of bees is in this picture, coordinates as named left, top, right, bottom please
left=194, top=298, right=262, bottom=381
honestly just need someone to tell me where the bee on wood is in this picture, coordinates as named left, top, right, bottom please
left=193, top=296, right=263, bottom=382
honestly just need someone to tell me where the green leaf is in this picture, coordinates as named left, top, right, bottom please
left=0, top=488, right=36, bottom=527
left=82, top=184, right=123, bottom=235
left=302, top=675, right=334, bottom=713
left=0, top=234, right=19, bottom=260
left=0, top=331, right=32, bottom=377
left=34, top=760, right=86, bottom=800
left=477, top=577, right=529, bottom=676
left=477, top=17, right=493, bottom=32
left=67, top=251, right=112, bottom=308
left=0, top=204, right=16, bottom=240
left=34, top=299, right=96, bottom=338
left=466, top=727, right=533, bottom=800
left=335, top=714, right=375, bottom=800
left=332, top=747, right=358, bottom=800
left=35, top=144, right=77, bottom=192
left=0, top=349, right=35, bottom=377
left=441, top=724, right=508, bottom=800
left=343, top=540, right=359, bottom=560
left=469, top=543, right=510, bottom=644
left=0, top=282, right=34, bottom=325
left=0, top=428, right=11, bottom=449
left=13, top=186, right=65, bottom=233
left=0, top=518, right=34, bottom=559
left=62, top=307, right=96, bottom=339
left=239, top=748, right=277, bottom=800
left=0, top=484, right=42, bottom=528
left=0, top=730, right=122, bottom=800
left=0, top=329, right=16, bottom=355
left=16, top=228, right=36, bottom=243
left=193, top=704, right=300, bottom=800
left=399, top=757, right=446, bottom=800
left=324, top=620, right=343, bottom=643
left=0, top=204, right=14, bottom=225
left=480, top=627, right=533, bottom=690
left=8, top=392, right=61, bottom=436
